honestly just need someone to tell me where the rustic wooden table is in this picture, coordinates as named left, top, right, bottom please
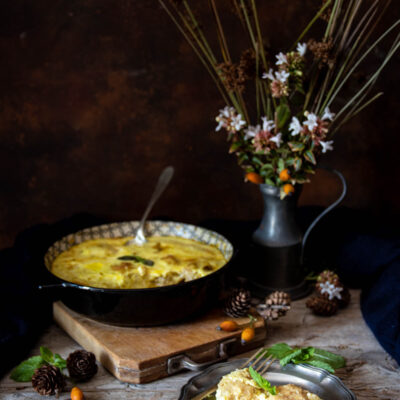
left=1, top=290, right=399, bottom=399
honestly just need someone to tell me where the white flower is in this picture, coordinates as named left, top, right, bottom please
left=215, top=106, right=245, bottom=133
left=261, top=116, right=275, bottom=132
left=262, top=69, right=289, bottom=84
left=320, top=140, right=334, bottom=153
left=289, top=116, right=302, bottom=136
left=296, top=42, right=307, bottom=57
left=231, top=114, right=246, bottom=131
left=319, top=281, right=343, bottom=300
left=275, top=52, right=288, bottom=66
left=322, top=106, right=335, bottom=121
left=270, top=132, right=282, bottom=147
left=244, top=124, right=261, bottom=140
left=275, top=70, right=290, bottom=83
left=262, top=68, right=275, bottom=81
left=303, top=112, right=319, bottom=131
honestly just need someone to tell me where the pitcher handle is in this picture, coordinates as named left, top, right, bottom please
left=300, top=168, right=347, bottom=264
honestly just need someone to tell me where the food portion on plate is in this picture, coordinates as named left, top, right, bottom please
left=213, top=367, right=321, bottom=400
left=50, top=236, right=227, bottom=289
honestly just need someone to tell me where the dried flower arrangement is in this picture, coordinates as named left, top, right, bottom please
left=160, top=0, right=400, bottom=198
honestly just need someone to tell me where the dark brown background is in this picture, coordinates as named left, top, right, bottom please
left=0, top=0, right=399, bottom=249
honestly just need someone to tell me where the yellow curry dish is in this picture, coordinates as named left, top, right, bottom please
left=50, top=236, right=227, bottom=289
left=215, top=368, right=322, bottom=400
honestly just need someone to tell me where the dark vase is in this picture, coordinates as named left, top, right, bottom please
left=248, top=169, right=346, bottom=299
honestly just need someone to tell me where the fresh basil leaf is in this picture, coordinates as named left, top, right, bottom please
left=249, top=366, right=277, bottom=395
left=117, top=255, right=154, bottom=266
left=10, top=356, right=45, bottom=382
left=40, top=346, right=54, bottom=364
left=53, top=354, right=67, bottom=370
left=312, top=348, right=346, bottom=369
left=306, top=359, right=335, bottom=373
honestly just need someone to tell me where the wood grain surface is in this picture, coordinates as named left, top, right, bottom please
left=1, top=290, right=399, bottom=399
left=53, top=302, right=266, bottom=383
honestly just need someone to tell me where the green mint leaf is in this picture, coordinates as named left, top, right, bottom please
left=312, top=348, right=346, bottom=369
left=53, top=354, right=67, bottom=370
left=40, top=346, right=54, bottom=364
left=10, top=356, right=45, bottom=382
left=306, top=359, right=335, bottom=373
left=117, top=255, right=154, bottom=266
left=264, top=343, right=293, bottom=360
left=280, top=348, right=303, bottom=366
left=249, top=366, right=277, bottom=395
left=265, top=343, right=345, bottom=374
left=294, top=347, right=315, bottom=362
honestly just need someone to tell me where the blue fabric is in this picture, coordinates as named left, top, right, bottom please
left=336, top=233, right=400, bottom=365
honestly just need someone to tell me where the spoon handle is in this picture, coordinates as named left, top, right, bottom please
left=136, top=166, right=174, bottom=239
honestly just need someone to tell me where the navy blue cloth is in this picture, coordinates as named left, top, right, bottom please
left=0, top=210, right=399, bottom=380
left=336, top=233, right=400, bottom=365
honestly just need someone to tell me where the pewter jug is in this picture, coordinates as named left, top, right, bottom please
left=249, top=168, right=346, bottom=299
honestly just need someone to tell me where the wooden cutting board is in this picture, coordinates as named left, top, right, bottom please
left=53, top=301, right=267, bottom=383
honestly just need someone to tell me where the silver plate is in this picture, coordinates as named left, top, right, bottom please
left=179, top=358, right=356, bottom=400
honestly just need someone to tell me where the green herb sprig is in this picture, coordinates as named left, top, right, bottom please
left=265, top=343, right=345, bottom=373
left=117, top=255, right=154, bottom=266
left=10, top=346, right=67, bottom=382
left=249, top=366, right=277, bottom=395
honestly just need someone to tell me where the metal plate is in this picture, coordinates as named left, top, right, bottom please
left=179, top=358, right=356, bottom=400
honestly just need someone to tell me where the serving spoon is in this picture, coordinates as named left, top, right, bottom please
left=126, top=166, right=174, bottom=246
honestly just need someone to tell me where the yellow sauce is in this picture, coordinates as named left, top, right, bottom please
left=51, top=236, right=227, bottom=289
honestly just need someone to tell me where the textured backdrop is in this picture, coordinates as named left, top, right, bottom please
left=0, top=0, right=399, bottom=248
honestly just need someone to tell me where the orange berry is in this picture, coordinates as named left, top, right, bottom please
left=217, top=320, right=239, bottom=332
left=245, top=172, right=263, bottom=184
left=71, top=387, right=84, bottom=400
left=283, top=183, right=295, bottom=195
left=241, top=327, right=255, bottom=344
left=279, top=168, right=290, bottom=181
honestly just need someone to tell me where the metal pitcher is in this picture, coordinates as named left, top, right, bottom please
left=249, top=168, right=346, bottom=299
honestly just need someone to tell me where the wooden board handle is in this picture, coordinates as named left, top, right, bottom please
left=167, top=338, right=237, bottom=375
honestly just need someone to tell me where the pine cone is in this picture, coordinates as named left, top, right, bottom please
left=317, top=270, right=340, bottom=284
left=32, top=365, right=65, bottom=396
left=256, top=304, right=280, bottom=320
left=337, top=286, right=351, bottom=308
left=67, top=350, right=98, bottom=382
left=306, top=295, right=338, bottom=316
left=265, top=291, right=291, bottom=316
left=224, top=288, right=251, bottom=318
